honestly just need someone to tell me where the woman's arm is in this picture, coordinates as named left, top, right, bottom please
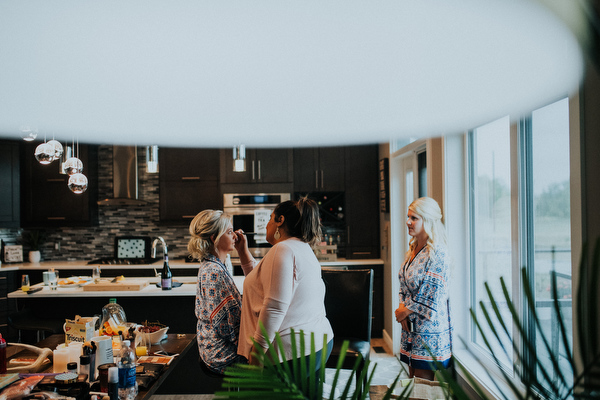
left=234, top=229, right=257, bottom=275
left=253, top=244, right=295, bottom=351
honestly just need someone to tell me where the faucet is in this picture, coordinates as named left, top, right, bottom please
left=152, top=237, right=168, bottom=261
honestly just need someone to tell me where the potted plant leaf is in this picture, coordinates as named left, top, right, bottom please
left=20, top=230, right=47, bottom=263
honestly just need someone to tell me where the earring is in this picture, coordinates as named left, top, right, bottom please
left=274, top=227, right=281, bottom=241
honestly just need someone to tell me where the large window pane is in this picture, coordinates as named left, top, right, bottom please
left=471, top=116, right=513, bottom=368
left=531, top=98, right=572, bottom=390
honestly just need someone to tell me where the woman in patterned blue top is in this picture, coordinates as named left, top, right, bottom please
left=188, top=210, right=253, bottom=374
left=395, top=197, right=452, bottom=380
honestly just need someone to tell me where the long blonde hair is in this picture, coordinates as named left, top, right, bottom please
left=188, top=210, right=232, bottom=260
left=406, top=197, right=447, bottom=257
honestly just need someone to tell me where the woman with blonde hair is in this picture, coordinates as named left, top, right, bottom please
left=188, top=209, right=253, bottom=374
left=394, top=197, right=452, bottom=380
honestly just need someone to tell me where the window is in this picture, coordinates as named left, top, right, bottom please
left=529, top=98, right=572, bottom=390
left=469, top=116, right=513, bottom=370
left=466, top=98, right=572, bottom=395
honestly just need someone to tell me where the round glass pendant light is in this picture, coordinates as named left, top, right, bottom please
left=20, top=126, right=37, bottom=141
left=34, top=142, right=55, bottom=164
left=68, top=173, right=88, bottom=193
left=47, top=139, right=64, bottom=161
left=63, top=157, right=83, bottom=175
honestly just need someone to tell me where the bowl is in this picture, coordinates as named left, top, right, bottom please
left=136, top=326, right=169, bottom=344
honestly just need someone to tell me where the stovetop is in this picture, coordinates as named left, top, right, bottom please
left=87, top=257, right=160, bottom=265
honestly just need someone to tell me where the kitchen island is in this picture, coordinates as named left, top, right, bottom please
left=2, top=258, right=385, bottom=342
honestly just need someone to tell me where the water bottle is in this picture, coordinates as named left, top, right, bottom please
left=101, top=298, right=127, bottom=336
left=117, top=340, right=137, bottom=400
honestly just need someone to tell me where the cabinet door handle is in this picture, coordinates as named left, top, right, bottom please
left=258, top=160, right=261, bottom=180
left=315, top=171, right=319, bottom=189
left=353, top=252, right=372, bottom=255
left=252, top=161, right=255, bottom=181
left=320, top=170, right=324, bottom=189
left=181, top=177, right=200, bottom=180
left=347, top=226, right=350, bottom=243
left=47, top=217, right=66, bottom=220
left=182, top=215, right=196, bottom=219
left=47, top=178, right=64, bottom=182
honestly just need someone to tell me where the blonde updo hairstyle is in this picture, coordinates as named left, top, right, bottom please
left=407, top=197, right=447, bottom=256
left=188, top=210, right=232, bottom=260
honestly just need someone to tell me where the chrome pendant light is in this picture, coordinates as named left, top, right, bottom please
left=233, top=144, right=246, bottom=172
left=146, top=145, right=159, bottom=173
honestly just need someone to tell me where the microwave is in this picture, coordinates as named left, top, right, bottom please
left=223, top=193, right=291, bottom=258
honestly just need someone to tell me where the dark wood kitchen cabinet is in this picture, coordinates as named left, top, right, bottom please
left=344, top=145, right=380, bottom=259
left=159, top=148, right=221, bottom=223
left=220, top=148, right=293, bottom=184
left=0, top=141, right=20, bottom=228
left=293, top=147, right=345, bottom=192
left=20, top=142, right=98, bottom=227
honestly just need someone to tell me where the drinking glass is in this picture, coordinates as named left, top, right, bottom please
left=135, top=331, right=149, bottom=357
left=92, top=266, right=101, bottom=283
left=21, top=275, right=30, bottom=292
left=49, top=270, right=58, bottom=290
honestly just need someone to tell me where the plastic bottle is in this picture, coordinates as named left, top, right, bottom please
left=161, top=255, right=172, bottom=290
left=0, top=333, right=6, bottom=374
left=117, top=340, right=137, bottom=400
left=108, top=366, right=119, bottom=400
left=101, top=298, right=127, bottom=336
left=80, top=354, right=91, bottom=382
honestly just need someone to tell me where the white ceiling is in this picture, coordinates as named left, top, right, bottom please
left=0, top=0, right=584, bottom=148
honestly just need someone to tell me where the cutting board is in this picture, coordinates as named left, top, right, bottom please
left=83, top=280, right=149, bottom=291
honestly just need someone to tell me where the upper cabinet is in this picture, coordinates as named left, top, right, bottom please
left=0, top=141, right=20, bottom=228
left=159, top=148, right=221, bottom=223
left=220, top=148, right=293, bottom=184
left=20, top=142, right=98, bottom=227
left=293, top=147, right=345, bottom=192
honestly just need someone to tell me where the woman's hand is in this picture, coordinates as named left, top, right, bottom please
left=395, top=303, right=412, bottom=331
left=234, top=229, right=249, bottom=252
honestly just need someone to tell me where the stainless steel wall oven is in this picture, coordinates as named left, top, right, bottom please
left=223, top=193, right=291, bottom=258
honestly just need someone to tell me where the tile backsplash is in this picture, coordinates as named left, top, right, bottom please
left=1, top=145, right=191, bottom=262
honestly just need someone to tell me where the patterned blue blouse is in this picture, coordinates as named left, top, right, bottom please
left=196, top=254, right=246, bottom=373
left=398, top=244, right=452, bottom=370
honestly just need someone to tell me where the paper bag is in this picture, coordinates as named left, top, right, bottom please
left=64, top=315, right=96, bottom=345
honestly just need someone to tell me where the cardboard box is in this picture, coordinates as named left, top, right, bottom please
left=64, top=316, right=96, bottom=345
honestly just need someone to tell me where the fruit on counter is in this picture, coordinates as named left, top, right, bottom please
left=115, top=275, right=125, bottom=282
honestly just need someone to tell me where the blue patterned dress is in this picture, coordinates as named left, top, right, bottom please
left=196, top=254, right=246, bottom=373
left=398, top=244, right=452, bottom=370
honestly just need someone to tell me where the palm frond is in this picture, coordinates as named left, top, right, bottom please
left=215, top=321, right=407, bottom=400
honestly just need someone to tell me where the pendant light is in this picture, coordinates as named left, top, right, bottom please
left=63, top=138, right=83, bottom=175
left=67, top=138, right=87, bottom=194
left=47, top=139, right=64, bottom=161
left=34, top=134, right=55, bottom=165
left=59, top=144, right=73, bottom=174
left=233, top=144, right=246, bottom=172
left=146, top=145, right=159, bottom=173
left=20, top=126, right=37, bottom=141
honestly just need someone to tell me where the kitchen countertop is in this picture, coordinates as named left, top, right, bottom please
left=0, top=257, right=383, bottom=272
left=7, top=275, right=245, bottom=298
